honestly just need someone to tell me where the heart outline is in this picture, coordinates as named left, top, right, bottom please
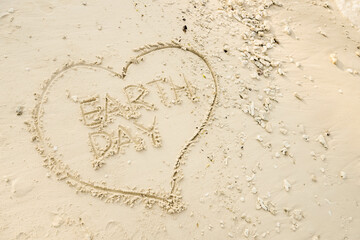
left=30, top=42, right=218, bottom=213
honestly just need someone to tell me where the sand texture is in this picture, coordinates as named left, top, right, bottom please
left=0, top=0, right=360, bottom=239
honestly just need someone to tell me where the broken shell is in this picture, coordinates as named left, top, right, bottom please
left=256, top=135, right=263, bottom=142
left=340, top=171, right=347, bottom=179
left=329, top=53, right=337, bottom=65
left=279, top=128, right=288, bottom=135
left=311, top=174, right=317, bottom=182
left=265, top=122, right=272, bottom=133
left=277, top=68, right=285, bottom=76
left=16, top=106, right=24, bottom=116
left=283, top=25, right=292, bottom=35
left=317, top=134, right=328, bottom=149
left=302, top=134, right=309, bottom=141
left=283, top=179, right=291, bottom=192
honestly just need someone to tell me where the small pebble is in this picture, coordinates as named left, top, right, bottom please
left=311, top=174, right=317, bottom=182
left=294, top=92, right=303, bottom=101
left=16, top=106, right=24, bottom=116
left=329, top=53, right=337, bottom=65
left=312, top=235, right=320, bottom=240
left=283, top=25, right=292, bottom=35
left=317, top=134, right=328, bottom=149
left=283, top=179, right=291, bottom=192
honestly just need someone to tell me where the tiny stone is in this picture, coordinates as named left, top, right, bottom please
left=312, top=235, right=320, bottom=240
left=311, top=174, right=317, bottom=182
left=283, top=179, right=291, bottom=192
left=294, top=92, right=303, bottom=101
left=16, top=106, right=24, bottom=116
left=340, top=171, right=347, bottom=179
left=329, top=53, right=337, bottom=65
left=279, top=128, right=288, bottom=135
left=283, top=25, right=292, bottom=35
left=303, top=134, right=309, bottom=141
left=256, top=135, right=263, bottom=142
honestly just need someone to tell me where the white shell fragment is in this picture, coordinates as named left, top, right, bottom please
left=277, top=68, right=285, bottom=76
left=340, top=171, right=347, bottom=179
left=302, top=134, right=309, bottom=141
left=283, top=25, right=292, bottom=35
left=256, top=135, right=263, bottom=142
left=257, top=197, right=268, bottom=211
left=294, top=92, right=303, bottom=101
left=283, top=179, right=291, bottom=192
left=317, top=134, right=328, bottom=149
left=265, top=122, right=272, bottom=133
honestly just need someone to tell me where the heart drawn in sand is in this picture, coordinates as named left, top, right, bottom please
left=30, top=42, right=218, bottom=213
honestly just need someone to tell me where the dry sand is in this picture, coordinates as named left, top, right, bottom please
left=0, top=0, right=360, bottom=239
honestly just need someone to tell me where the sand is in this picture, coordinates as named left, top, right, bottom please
left=0, top=0, right=359, bottom=239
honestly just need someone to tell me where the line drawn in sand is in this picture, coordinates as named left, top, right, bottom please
left=29, top=41, right=219, bottom=213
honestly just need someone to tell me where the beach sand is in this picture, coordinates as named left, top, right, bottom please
left=0, top=0, right=359, bottom=239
